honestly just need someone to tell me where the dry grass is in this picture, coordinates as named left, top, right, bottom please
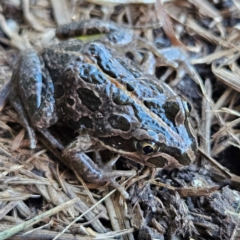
left=0, top=0, right=240, bottom=239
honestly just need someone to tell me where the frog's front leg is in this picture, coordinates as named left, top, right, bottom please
left=10, top=49, right=58, bottom=148
left=62, top=131, right=135, bottom=198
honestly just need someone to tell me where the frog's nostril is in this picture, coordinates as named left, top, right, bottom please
left=108, top=114, right=130, bottom=131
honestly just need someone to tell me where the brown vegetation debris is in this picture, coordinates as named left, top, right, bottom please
left=0, top=0, right=240, bottom=239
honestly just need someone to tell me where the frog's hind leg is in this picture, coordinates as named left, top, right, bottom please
left=17, top=50, right=58, bottom=129
left=56, top=19, right=118, bottom=39
left=55, top=19, right=135, bottom=48
left=9, top=49, right=58, bottom=148
left=9, top=53, right=37, bottom=149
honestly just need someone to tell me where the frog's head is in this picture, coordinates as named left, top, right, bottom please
left=132, top=115, right=197, bottom=168
left=99, top=80, right=197, bottom=168
left=131, top=94, right=197, bottom=168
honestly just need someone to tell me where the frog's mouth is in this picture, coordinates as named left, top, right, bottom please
left=109, top=148, right=195, bottom=169
left=98, top=135, right=196, bottom=168
left=147, top=153, right=183, bottom=168
left=147, top=148, right=196, bottom=168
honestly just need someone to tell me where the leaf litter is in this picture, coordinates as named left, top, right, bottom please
left=0, top=0, right=240, bottom=239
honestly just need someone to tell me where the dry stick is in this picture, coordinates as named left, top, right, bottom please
left=53, top=190, right=117, bottom=240
left=22, top=0, right=44, bottom=32
left=189, top=0, right=222, bottom=22
left=0, top=198, right=78, bottom=240
left=0, top=201, right=19, bottom=221
left=211, top=91, right=238, bottom=156
left=0, top=79, right=11, bottom=111
left=198, top=148, right=231, bottom=178
left=53, top=175, right=135, bottom=240
left=198, top=148, right=240, bottom=185
left=0, top=14, right=30, bottom=50
left=104, top=191, right=121, bottom=232
left=50, top=0, right=71, bottom=26
left=104, top=190, right=134, bottom=240
left=200, top=79, right=212, bottom=166
left=0, top=227, right=88, bottom=240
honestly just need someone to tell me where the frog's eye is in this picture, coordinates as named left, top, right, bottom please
left=135, top=140, right=159, bottom=155
left=183, top=100, right=192, bottom=117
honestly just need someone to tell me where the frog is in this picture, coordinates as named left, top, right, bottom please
left=9, top=19, right=197, bottom=197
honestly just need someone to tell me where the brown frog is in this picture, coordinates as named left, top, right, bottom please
left=9, top=20, right=197, bottom=197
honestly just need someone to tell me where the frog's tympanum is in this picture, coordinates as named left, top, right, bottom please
left=10, top=20, right=197, bottom=197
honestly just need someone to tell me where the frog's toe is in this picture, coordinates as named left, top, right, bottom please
left=102, top=169, right=136, bottom=199
left=109, top=178, right=130, bottom=199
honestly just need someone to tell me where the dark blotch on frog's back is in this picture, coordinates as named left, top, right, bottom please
left=55, top=84, right=65, bottom=99
left=112, top=89, right=133, bottom=105
left=86, top=27, right=101, bottom=35
left=143, top=99, right=181, bottom=133
left=162, top=101, right=181, bottom=123
left=108, top=114, right=130, bottom=131
left=67, top=97, right=75, bottom=106
left=100, top=136, right=136, bottom=152
left=126, top=83, right=135, bottom=92
left=68, top=116, right=93, bottom=130
left=77, top=88, right=102, bottom=112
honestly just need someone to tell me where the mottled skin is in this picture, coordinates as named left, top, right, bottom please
left=10, top=20, right=197, bottom=196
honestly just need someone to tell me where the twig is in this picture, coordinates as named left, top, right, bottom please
left=0, top=198, right=78, bottom=240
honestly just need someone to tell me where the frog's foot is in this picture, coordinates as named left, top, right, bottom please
left=62, top=146, right=135, bottom=198
left=101, top=170, right=136, bottom=199
left=98, top=154, right=136, bottom=198
left=9, top=96, right=37, bottom=149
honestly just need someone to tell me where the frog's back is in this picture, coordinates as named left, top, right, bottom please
left=43, top=40, right=169, bottom=132
left=43, top=40, right=196, bottom=165
left=42, top=40, right=84, bottom=83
